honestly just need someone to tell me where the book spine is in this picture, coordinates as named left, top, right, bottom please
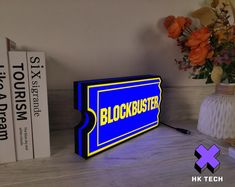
left=0, top=37, right=16, bottom=164
left=27, top=52, right=50, bottom=158
left=9, top=51, right=33, bottom=160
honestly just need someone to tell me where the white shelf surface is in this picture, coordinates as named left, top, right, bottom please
left=0, top=120, right=235, bottom=187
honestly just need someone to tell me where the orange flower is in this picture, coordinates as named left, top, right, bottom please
left=164, top=16, right=191, bottom=39
left=164, top=15, right=175, bottom=29
left=176, top=17, right=192, bottom=28
left=188, top=45, right=209, bottom=66
left=167, top=21, right=182, bottom=39
left=186, top=27, right=211, bottom=48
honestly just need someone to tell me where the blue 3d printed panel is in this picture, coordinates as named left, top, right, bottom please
left=74, top=75, right=162, bottom=158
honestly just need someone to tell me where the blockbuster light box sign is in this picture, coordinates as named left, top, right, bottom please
left=74, top=75, right=162, bottom=158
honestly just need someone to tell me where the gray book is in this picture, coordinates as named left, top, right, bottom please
left=27, top=52, right=50, bottom=158
left=9, top=51, right=33, bottom=160
left=0, top=37, right=16, bottom=164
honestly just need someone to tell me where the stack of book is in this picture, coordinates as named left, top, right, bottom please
left=0, top=37, right=50, bottom=163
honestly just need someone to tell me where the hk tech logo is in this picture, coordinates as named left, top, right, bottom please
left=195, top=144, right=220, bottom=173
left=192, top=144, right=223, bottom=183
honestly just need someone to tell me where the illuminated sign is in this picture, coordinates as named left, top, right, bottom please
left=74, top=75, right=162, bottom=158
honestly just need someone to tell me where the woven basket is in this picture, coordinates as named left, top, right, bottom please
left=198, top=84, right=235, bottom=139
left=215, top=84, right=235, bottom=95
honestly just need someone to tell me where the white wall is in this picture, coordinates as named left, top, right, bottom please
left=0, top=0, right=206, bottom=89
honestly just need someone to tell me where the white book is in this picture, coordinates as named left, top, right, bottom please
left=9, top=51, right=33, bottom=160
left=27, top=52, right=50, bottom=158
left=0, top=37, right=16, bottom=164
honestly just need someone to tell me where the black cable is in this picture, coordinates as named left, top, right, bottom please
left=160, top=122, right=191, bottom=135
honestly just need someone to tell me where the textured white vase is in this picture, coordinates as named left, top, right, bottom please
left=198, top=93, right=235, bottom=139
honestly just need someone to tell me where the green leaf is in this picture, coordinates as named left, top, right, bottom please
left=221, top=71, right=228, bottom=82
left=205, top=60, right=213, bottom=72
left=192, top=70, right=209, bottom=79
left=206, top=75, right=213, bottom=84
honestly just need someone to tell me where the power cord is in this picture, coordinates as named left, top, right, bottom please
left=160, top=122, right=191, bottom=135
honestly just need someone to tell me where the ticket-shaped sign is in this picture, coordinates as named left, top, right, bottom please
left=74, top=75, right=162, bottom=158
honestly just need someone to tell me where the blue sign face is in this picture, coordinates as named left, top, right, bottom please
left=74, top=75, right=162, bottom=158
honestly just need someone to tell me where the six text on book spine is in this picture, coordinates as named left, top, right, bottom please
left=27, top=52, right=50, bottom=159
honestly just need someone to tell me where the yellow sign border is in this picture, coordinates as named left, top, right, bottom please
left=87, top=77, right=162, bottom=156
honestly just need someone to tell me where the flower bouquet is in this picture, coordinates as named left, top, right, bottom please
left=163, top=0, right=235, bottom=84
